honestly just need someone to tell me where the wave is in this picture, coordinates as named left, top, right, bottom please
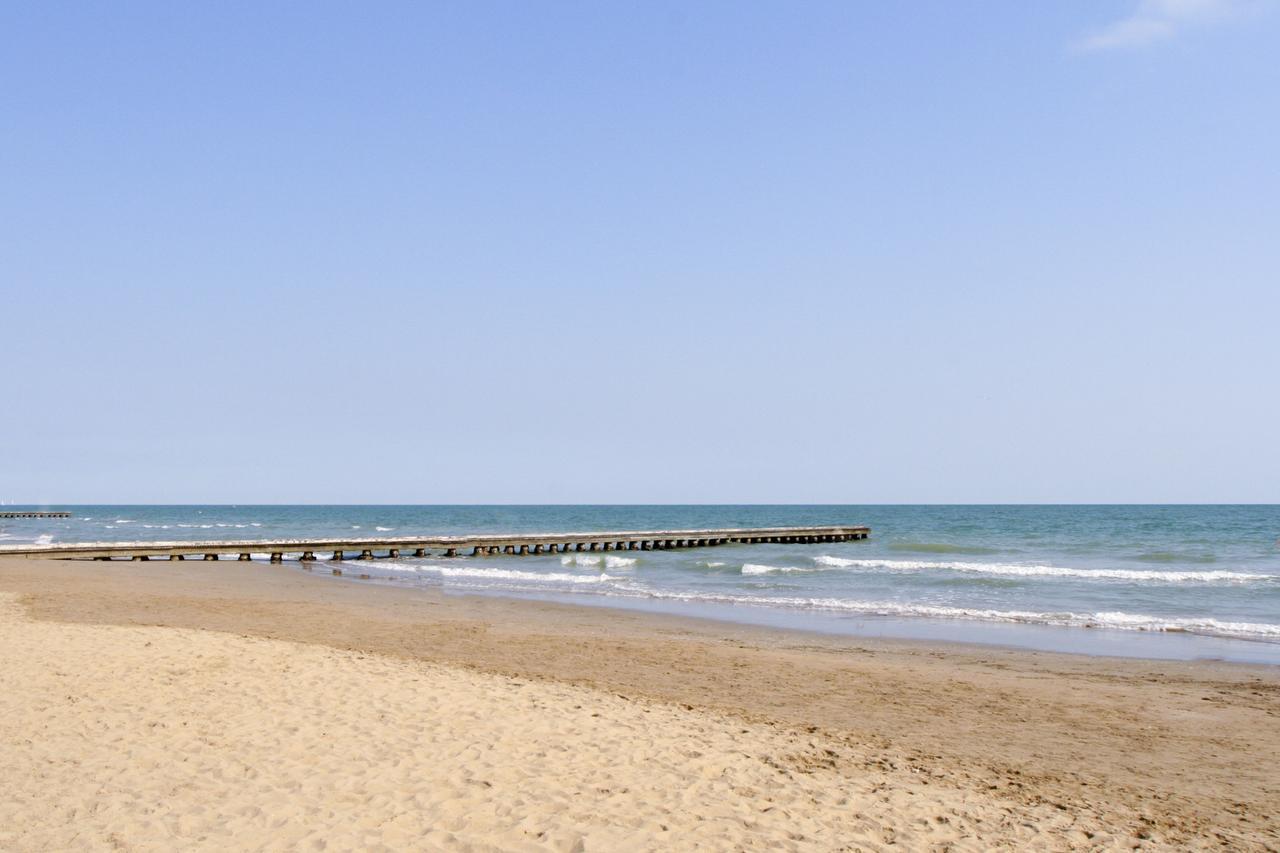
left=811, top=556, right=1274, bottom=584
left=562, top=554, right=637, bottom=569
left=318, top=560, right=1280, bottom=641
left=377, top=562, right=619, bottom=585
left=375, top=526, right=394, bottom=532
left=742, top=563, right=806, bottom=575
left=604, top=587, right=1280, bottom=640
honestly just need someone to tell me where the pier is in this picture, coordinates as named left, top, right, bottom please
left=0, top=511, right=71, bottom=519
left=0, top=525, right=869, bottom=563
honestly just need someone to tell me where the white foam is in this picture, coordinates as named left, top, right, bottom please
left=605, top=587, right=1280, bottom=640
left=405, top=563, right=618, bottom=585
left=561, top=554, right=635, bottom=569
left=375, top=561, right=421, bottom=574
left=34, top=534, right=53, bottom=545
left=811, top=556, right=1274, bottom=584
left=562, top=554, right=602, bottom=566
left=376, top=526, right=394, bottom=532
left=742, top=563, right=806, bottom=575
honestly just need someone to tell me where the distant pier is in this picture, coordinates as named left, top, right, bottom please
left=0, top=525, right=869, bottom=566
left=0, top=511, right=71, bottom=519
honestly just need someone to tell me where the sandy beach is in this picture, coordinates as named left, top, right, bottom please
left=1, top=557, right=1277, bottom=851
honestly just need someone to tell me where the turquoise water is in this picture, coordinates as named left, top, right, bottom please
left=4, top=505, right=1278, bottom=661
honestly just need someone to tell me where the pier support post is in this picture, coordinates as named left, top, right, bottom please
left=301, top=552, right=316, bottom=561
left=601, top=542, right=612, bottom=551
left=270, top=553, right=283, bottom=564
left=389, top=549, right=400, bottom=558
left=239, top=553, right=251, bottom=561
left=332, top=551, right=344, bottom=561
left=547, top=544, right=559, bottom=553
left=533, top=544, right=544, bottom=554
left=627, top=541, right=638, bottom=550
left=358, top=550, right=374, bottom=560
left=445, top=547, right=457, bottom=557
left=169, top=554, right=184, bottom=561
left=204, top=554, right=218, bottom=561
left=413, top=548, right=426, bottom=557
left=504, top=545, right=515, bottom=555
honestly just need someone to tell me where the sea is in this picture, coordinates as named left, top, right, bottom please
left=3, top=505, right=1278, bottom=664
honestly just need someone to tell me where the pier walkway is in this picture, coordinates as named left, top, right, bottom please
left=0, top=525, right=869, bottom=564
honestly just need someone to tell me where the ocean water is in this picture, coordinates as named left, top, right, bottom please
left=3, top=505, right=1278, bottom=662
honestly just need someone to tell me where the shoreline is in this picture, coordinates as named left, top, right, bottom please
left=443, top=582, right=1280, bottom=665
left=2, top=556, right=1278, bottom=847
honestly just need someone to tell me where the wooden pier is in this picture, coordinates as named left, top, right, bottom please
left=0, top=511, right=71, bottom=519
left=0, top=525, right=869, bottom=564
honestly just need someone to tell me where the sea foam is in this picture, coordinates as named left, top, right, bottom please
left=380, top=561, right=619, bottom=585
left=561, top=554, right=637, bottom=569
left=600, top=587, right=1280, bottom=640
left=810, top=556, right=1274, bottom=584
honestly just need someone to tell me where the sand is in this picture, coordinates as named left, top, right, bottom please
left=1, top=557, right=1277, bottom=850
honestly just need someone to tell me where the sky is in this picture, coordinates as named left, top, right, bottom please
left=2, top=1, right=1278, bottom=504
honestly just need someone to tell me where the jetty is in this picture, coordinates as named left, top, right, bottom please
left=0, top=525, right=869, bottom=565
left=0, top=511, right=71, bottom=519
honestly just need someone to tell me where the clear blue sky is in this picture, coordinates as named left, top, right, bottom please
left=3, top=1, right=1277, bottom=504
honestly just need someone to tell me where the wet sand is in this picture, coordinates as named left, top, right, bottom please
left=1, top=556, right=1277, bottom=850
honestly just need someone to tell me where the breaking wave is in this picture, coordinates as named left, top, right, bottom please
left=810, top=556, right=1274, bottom=584
left=561, top=554, right=637, bottom=569
left=600, top=587, right=1280, bottom=640
left=375, top=562, right=619, bottom=585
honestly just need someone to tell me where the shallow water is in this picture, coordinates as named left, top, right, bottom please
left=4, top=505, right=1278, bottom=661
